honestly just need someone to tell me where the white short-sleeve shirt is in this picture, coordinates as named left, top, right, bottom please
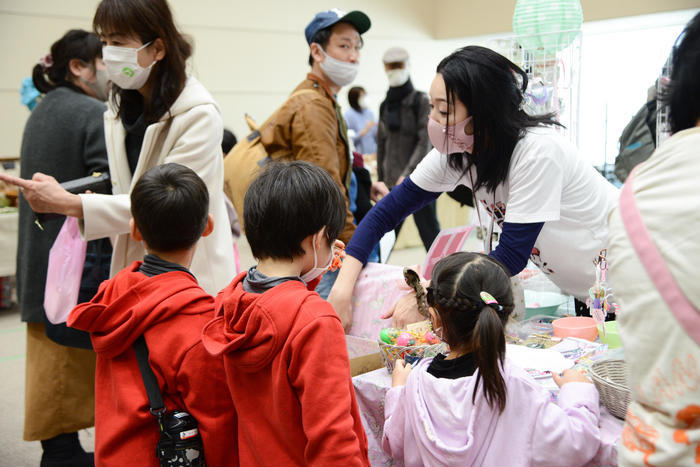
left=410, top=126, right=620, bottom=299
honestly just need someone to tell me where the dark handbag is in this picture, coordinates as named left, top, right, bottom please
left=133, top=336, right=206, bottom=466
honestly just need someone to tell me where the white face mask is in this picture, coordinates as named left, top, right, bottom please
left=102, top=42, right=156, bottom=90
left=386, top=68, right=410, bottom=87
left=80, top=66, right=110, bottom=101
left=358, top=96, right=367, bottom=108
left=300, top=232, right=334, bottom=283
left=316, top=45, right=359, bottom=87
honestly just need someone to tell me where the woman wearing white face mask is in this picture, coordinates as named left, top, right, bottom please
left=2, top=0, right=235, bottom=296
left=329, top=46, right=619, bottom=331
left=16, top=28, right=110, bottom=465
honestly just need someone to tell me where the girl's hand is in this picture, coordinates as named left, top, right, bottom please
left=392, top=359, right=413, bottom=387
left=552, top=368, right=592, bottom=387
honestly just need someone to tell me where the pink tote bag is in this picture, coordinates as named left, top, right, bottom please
left=44, top=216, right=87, bottom=324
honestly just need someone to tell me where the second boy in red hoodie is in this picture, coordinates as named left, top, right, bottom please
left=203, top=161, right=369, bottom=466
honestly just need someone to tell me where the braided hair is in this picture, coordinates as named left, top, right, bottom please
left=429, top=252, right=514, bottom=413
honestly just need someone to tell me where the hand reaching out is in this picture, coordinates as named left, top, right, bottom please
left=552, top=368, right=592, bottom=387
left=0, top=172, right=83, bottom=217
left=381, top=292, right=426, bottom=329
left=392, top=359, right=413, bottom=387
left=370, top=181, right=389, bottom=202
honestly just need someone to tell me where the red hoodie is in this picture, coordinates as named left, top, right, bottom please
left=68, top=261, right=237, bottom=467
left=202, top=272, right=369, bottom=466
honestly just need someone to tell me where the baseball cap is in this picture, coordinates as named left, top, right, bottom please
left=304, top=9, right=371, bottom=45
left=382, top=47, right=409, bottom=64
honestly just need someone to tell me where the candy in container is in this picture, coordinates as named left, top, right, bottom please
left=396, top=332, right=416, bottom=347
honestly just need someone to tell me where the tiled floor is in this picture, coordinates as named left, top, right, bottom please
left=0, top=234, right=429, bottom=464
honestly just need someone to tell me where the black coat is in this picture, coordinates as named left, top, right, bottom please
left=17, top=86, right=108, bottom=323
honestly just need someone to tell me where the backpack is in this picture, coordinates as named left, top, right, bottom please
left=222, top=89, right=315, bottom=229
left=614, top=99, right=657, bottom=183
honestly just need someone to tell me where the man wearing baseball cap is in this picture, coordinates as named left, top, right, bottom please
left=259, top=8, right=371, bottom=299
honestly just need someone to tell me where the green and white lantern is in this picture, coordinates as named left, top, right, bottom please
left=513, top=0, right=583, bottom=54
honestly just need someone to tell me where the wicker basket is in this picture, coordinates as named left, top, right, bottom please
left=378, top=341, right=446, bottom=373
left=589, top=359, right=631, bottom=420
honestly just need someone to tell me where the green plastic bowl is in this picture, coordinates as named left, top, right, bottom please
left=524, top=290, right=567, bottom=319
left=597, top=321, right=622, bottom=349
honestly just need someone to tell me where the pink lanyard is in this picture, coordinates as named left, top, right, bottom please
left=619, top=168, right=700, bottom=346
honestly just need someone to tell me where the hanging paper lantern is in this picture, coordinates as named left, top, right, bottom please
left=513, top=0, right=583, bottom=54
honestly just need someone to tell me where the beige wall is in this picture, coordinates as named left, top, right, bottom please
left=433, top=0, right=700, bottom=38
left=0, top=0, right=459, bottom=158
left=1, top=0, right=698, bottom=158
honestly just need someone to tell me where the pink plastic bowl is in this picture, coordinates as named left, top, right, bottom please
left=552, top=317, right=599, bottom=341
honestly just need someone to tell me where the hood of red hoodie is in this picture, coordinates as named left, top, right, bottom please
left=202, top=272, right=321, bottom=372
left=68, top=261, right=214, bottom=358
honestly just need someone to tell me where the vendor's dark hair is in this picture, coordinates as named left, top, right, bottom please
left=131, top=163, right=209, bottom=252
left=348, top=86, right=365, bottom=112
left=428, top=252, right=514, bottom=413
left=662, top=11, right=700, bottom=134
left=437, top=46, right=562, bottom=193
left=244, top=161, right=345, bottom=261
left=32, top=29, right=102, bottom=94
left=93, top=0, right=192, bottom=124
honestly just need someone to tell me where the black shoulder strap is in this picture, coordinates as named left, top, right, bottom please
left=133, top=336, right=165, bottom=415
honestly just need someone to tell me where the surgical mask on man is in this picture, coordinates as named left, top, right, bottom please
left=316, top=45, right=359, bottom=87
left=427, top=116, right=474, bottom=154
left=102, top=41, right=156, bottom=90
left=300, top=232, right=334, bottom=283
left=386, top=68, right=410, bottom=87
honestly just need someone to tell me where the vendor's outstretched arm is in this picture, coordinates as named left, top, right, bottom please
left=330, top=177, right=440, bottom=331
left=345, top=177, right=440, bottom=264
left=489, top=221, right=544, bottom=276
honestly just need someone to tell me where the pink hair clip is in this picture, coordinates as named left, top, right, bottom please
left=38, top=54, right=53, bottom=70
left=480, top=291, right=503, bottom=311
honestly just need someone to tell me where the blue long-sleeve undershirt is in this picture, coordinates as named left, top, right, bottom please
left=345, top=177, right=544, bottom=276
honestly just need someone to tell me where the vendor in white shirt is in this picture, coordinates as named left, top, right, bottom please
left=329, top=45, right=619, bottom=329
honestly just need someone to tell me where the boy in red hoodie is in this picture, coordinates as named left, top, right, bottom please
left=68, top=163, right=237, bottom=466
left=202, top=161, right=369, bottom=466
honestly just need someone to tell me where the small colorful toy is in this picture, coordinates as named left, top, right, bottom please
left=396, top=332, right=416, bottom=347
left=329, top=243, right=344, bottom=272
left=379, top=327, right=400, bottom=345
left=587, top=249, right=618, bottom=335
left=423, top=331, right=440, bottom=345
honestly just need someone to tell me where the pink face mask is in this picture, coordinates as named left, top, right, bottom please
left=427, top=116, right=474, bottom=154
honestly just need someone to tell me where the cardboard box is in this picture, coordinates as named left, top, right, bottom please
left=346, top=335, right=383, bottom=377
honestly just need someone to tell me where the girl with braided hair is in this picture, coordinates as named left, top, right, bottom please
left=382, top=252, right=607, bottom=466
